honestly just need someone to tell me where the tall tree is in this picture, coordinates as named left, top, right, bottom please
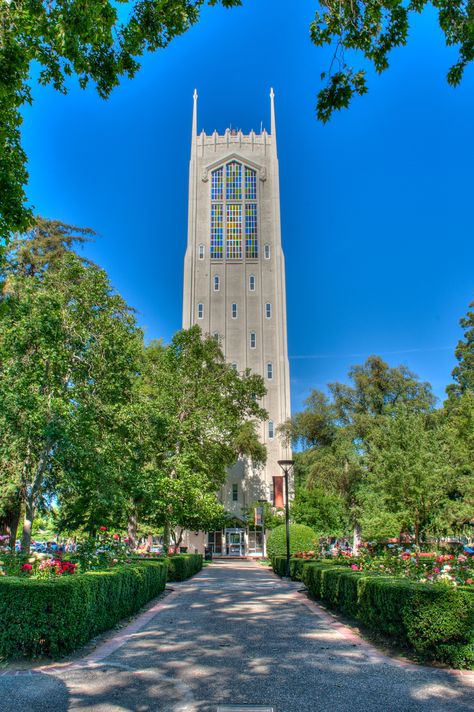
left=0, top=219, right=142, bottom=551
left=447, top=297, right=474, bottom=401
left=362, top=406, right=451, bottom=544
left=285, top=356, right=436, bottom=550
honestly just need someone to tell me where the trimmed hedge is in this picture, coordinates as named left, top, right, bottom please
left=0, top=561, right=168, bottom=659
left=166, top=553, right=203, bottom=582
left=272, top=556, right=314, bottom=580
left=302, top=562, right=474, bottom=668
left=266, top=524, right=317, bottom=559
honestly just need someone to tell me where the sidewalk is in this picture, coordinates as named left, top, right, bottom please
left=0, top=560, right=473, bottom=711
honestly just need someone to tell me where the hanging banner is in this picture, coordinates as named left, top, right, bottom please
left=254, top=506, right=263, bottom=526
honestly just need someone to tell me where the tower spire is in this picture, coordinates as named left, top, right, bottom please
left=191, top=89, right=198, bottom=154
left=270, top=87, right=277, bottom=152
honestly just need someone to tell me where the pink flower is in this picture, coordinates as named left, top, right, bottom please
left=113, top=534, right=119, bottom=540
left=433, top=567, right=440, bottom=574
left=351, top=564, right=359, bottom=570
left=458, top=555, right=467, bottom=563
left=99, top=526, right=107, bottom=531
left=21, top=563, right=33, bottom=572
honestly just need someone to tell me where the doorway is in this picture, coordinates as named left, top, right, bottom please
left=225, top=528, right=245, bottom=556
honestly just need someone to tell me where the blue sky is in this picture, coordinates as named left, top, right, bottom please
left=22, top=1, right=474, bottom=413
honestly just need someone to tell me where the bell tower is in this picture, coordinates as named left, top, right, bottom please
left=182, top=90, right=291, bottom=536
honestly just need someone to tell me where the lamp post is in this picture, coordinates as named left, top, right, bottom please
left=277, top=459, right=294, bottom=579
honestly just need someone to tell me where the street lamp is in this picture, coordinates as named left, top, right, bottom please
left=277, top=459, right=294, bottom=579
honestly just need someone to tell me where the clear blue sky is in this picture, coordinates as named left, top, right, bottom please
left=22, top=1, right=474, bottom=413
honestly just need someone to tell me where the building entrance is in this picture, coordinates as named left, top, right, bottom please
left=225, top=528, right=245, bottom=556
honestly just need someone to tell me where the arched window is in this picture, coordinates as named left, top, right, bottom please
left=210, top=162, right=258, bottom=260
left=249, top=331, right=256, bottom=349
left=197, top=303, right=204, bottom=319
left=199, top=244, right=205, bottom=259
left=267, top=362, right=273, bottom=379
left=264, top=243, right=270, bottom=259
left=213, top=275, right=220, bottom=292
left=249, top=274, right=255, bottom=292
left=265, top=303, right=272, bottom=319
left=231, top=303, right=238, bottom=319
left=268, top=421, right=275, bottom=439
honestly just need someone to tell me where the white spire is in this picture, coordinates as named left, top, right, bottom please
left=191, top=89, right=198, bottom=154
left=270, top=87, right=277, bottom=151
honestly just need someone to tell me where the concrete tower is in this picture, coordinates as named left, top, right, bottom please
left=182, top=90, right=291, bottom=556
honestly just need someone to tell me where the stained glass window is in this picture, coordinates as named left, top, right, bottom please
left=226, top=162, right=242, bottom=200
left=226, top=204, right=242, bottom=259
left=245, top=204, right=258, bottom=259
left=210, top=204, right=223, bottom=259
left=245, top=167, right=257, bottom=200
left=211, top=167, right=223, bottom=200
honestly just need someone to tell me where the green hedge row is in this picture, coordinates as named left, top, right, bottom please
left=166, top=553, right=203, bottom=582
left=302, top=562, right=474, bottom=668
left=272, top=556, right=333, bottom=580
left=0, top=561, right=168, bottom=659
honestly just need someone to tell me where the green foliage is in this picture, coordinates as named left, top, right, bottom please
left=312, top=1, right=474, bottom=120
left=291, top=487, right=347, bottom=537
left=266, top=523, right=318, bottom=559
left=448, top=298, right=474, bottom=400
left=0, top=561, right=167, bottom=659
left=0, top=1, right=242, bottom=239
left=302, top=562, right=474, bottom=667
left=166, top=553, right=203, bottom=581
left=287, top=356, right=435, bottom=546
left=272, top=555, right=317, bottom=581
left=362, top=406, right=452, bottom=543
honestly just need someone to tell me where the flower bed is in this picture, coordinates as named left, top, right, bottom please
left=301, top=562, right=474, bottom=668
left=0, top=560, right=168, bottom=659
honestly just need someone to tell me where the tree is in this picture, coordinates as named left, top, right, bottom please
left=447, top=297, right=474, bottom=401
left=312, top=1, right=474, bottom=122
left=131, top=329, right=267, bottom=549
left=291, top=486, right=347, bottom=538
left=0, top=0, right=241, bottom=242
left=285, top=355, right=436, bottom=550
left=0, top=219, right=143, bottom=551
left=362, top=406, right=452, bottom=545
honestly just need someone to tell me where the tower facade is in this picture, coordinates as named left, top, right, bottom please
left=182, top=90, right=291, bottom=556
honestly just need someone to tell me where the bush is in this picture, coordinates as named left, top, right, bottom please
left=302, top=562, right=474, bottom=667
left=0, top=561, right=168, bottom=659
left=272, top=556, right=315, bottom=580
left=266, top=524, right=317, bottom=559
left=166, top=553, right=203, bottom=582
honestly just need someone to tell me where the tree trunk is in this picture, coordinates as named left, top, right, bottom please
left=127, top=508, right=138, bottom=550
left=163, top=520, right=171, bottom=552
left=21, top=494, right=35, bottom=554
left=352, top=521, right=362, bottom=556
left=0, top=497, right=22, bottom=550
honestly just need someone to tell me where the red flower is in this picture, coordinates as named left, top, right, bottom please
left=21, top=563, right=33, bottom=571
left=99, top=526, right=107, bottom=531
left=466, top=578, right=473, bottom=585
left=113, top=534, right=119, bottom=540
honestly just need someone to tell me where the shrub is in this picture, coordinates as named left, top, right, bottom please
left=266, top=524, right=317, bottom=559
left=166, top=554, right=203, bottom=582
left=302, top=562, right=474, bottom=667
left=0, top=561, right=168, bottom=659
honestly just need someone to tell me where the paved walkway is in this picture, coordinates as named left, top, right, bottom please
left=1, top=560, right=473, bottom=711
